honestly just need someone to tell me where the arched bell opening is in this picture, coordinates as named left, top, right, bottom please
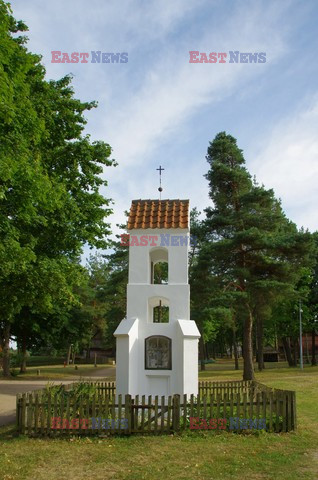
left=149, top=247, right=168, bottom=284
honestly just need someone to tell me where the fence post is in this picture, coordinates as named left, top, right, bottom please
left=292, top=391, right=297, bottom=430
left=250, top=381, right=255, bottom=404
left=16, top=394, right=20, bottom=433
left=125, top=394, right=132, bottom=434
left=131, top=397, right=135, bottom=432
left=286, top=391, right=290, bottom=432
left=21, top=393, right=26, bottom=435
left=172, top=394, right=180, bottom=432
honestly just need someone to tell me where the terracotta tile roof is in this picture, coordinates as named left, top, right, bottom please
left=127, top=199, right=189, bottom=230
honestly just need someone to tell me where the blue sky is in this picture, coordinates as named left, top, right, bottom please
left=10, top=0, right=318, bottom=252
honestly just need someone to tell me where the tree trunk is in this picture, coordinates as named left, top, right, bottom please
left=243, top=307, right=255, bottom=380
left=86, top=346, right=90, bottom=361
left=72, top=349, right=76, bottom=365
left=292, top=337, right=298, bottom=367
left=211, top=344, right=216, bottom=360
left=19, top=333, right=27, bottom=373
left=312, top=329, right=317, bottom=366
left=2, top=322, right=11, bottom=377
left=305, top=333, right=310, bottom=364
left=66, top=344, right=72, bottom=365
left=241, top=338, right=244, bottom=360
left=199, top=336, right=206, bottom=371
left=257, top=316, right=265, bottom=371
left=254, top=320, right=258, bottom=363
left=275, top=332, right=279, bottom=362
left=206, top=343, right=210, bottom=360
left=281, top=336, right=293, bottom=366
left=233, top=327, right=239, bottom=370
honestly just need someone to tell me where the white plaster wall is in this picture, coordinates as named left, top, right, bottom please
left=128, top=228, right=189, bottom=285
left=115, top=315, right=200, bottom=396
left=114, top=317, right=139, bottom=397
left=115, top=220, right=200, bottom=397
left=115, top=336, right=129, bottom=396
left=127, top=284, right=190, bottom=323
left=128, top=321, right=181, bottom=396
left=183, top=338, right=199, bottom=396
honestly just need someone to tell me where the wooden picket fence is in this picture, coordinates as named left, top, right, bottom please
left=198, top=380, right=251, bottom=397
left=87, top=381, right=116, bottom=398
left=16, top=380, right=296, bottom=436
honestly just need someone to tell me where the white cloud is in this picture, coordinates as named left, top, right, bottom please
left=103, top=3, right=289, bottom=168
left=250, top=95, right=318, bottom=231
left=97, top=1, right=292, bottom=231
left=11, top=0, right=311, bottom=238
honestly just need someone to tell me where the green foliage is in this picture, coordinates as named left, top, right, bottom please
left=0, top=1, right=116, bottom=374
left=100, top=231, right=129, bottom=348
left=20, top=355, right=65, bottom=366
left=306, top=232, right=318, bottom=331
left=193, top=132, right=314, bottom=377
left=153, top=262, right=168, bottom=284
left=40, top=381, right=114, bottom=418
left=44, top=381, right=99, bottom=401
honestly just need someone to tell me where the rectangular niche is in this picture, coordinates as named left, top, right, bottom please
left=146, top=375, right=170, bottom=396
left=145, top=336, right=172, bottom=370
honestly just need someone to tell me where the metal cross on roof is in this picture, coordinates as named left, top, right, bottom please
left=156, top=165, right=165, bottom=199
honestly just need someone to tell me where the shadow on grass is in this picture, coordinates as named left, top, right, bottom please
left=0, top=424, right=19, bottom=440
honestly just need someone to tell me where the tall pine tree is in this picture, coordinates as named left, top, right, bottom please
left=203, top=132, right=312, bottom=379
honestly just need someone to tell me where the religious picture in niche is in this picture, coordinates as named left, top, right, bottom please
left=145, top=336, right=171, bottom=370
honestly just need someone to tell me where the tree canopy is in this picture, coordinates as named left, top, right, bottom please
left=0, top=1, right=116, bottom=375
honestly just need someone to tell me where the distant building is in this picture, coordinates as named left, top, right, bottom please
left=81, top=330, right=113, bottom=361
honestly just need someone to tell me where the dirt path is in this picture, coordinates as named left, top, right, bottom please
left=0, top=366, right=116, bottom=427
left=0, top=380, right=73, bottom=427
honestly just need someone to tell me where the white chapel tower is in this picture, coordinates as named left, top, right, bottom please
left=114, top=198, right=200, bottom=397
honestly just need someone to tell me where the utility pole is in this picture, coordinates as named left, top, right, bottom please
left=299, top=300, right=303, bottom=370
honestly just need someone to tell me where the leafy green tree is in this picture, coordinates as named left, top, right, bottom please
left=272, top=264, right=315, bottom=366
left=307, top=233, right=318, bottom=365
left=189, top=211, right=226, bottom=369
left=11, top=259, right=85, bottom=372
left=203, top=132, right=313, bottom=380
left=0, top=2, right=116, bottom=376
left=67, top=254, right=111, bottom=362
left=0, top=2, right=52, bottom=374
left=50, top=227, right=128, bottom=363
left=101, top=231, right=129, bottom=351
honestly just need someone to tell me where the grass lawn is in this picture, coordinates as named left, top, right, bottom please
left=0, top=361, right=317, bottom=480
left=1, top=364, right=115, bottom=381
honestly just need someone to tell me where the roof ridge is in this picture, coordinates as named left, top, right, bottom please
left=127, top=199, right=189, bottom=230
left=131, top=198, right=189, bottom=202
